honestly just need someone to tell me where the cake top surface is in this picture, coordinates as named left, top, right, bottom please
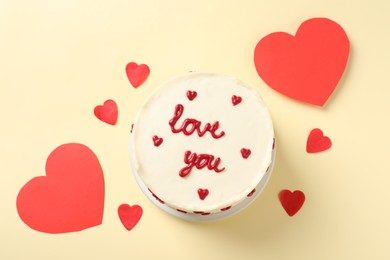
left=130, top=72, right=274, bottom=212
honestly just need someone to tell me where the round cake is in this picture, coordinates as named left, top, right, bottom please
left=129, top=72, right=275, bottom=220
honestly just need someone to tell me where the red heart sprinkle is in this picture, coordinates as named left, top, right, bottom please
left=220, top=206, right=232, bottom=211
left=232, top=95, right=242, bottom=106
left=16, top=143, right=105, bottom=233
left=186, top=90, right=197, bottom=101
left=254, top=18, right=349, bottom=106
left=198, top=189, right=209, bottom=200
left=148, top=188, right=165, bottom=204
left=279, top=190, right=305, bottom=217
left=125, top=62, right=150, bottom=88
left=306, top=128, right=332, bottom=153
left=117, top=204, right=143, bottom=231
left=241, top=148, right=251, bottom=159
left=94, top=99, right=118, bottom=125
left=152, top=135, right=163, bottom=147
left=247, top=188, right=256, bottom=197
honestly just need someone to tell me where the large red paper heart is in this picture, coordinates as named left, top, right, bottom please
left=16, top=143, right=105, bottom=233
left=279, top=190, right=305, bottom=217
left=118, top=204, right=143, bottom=231
left=94, top=99, right=118, bottom=125
left=306, top=128, right=332, bottom=153
left=125, top=62, right=150, bottom=88
left=254, top=18, right=350, bottom=106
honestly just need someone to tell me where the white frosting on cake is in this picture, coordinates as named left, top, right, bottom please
left=130, top=72, right=274, bottom=213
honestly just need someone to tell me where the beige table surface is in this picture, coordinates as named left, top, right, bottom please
left=1, top=0, right=389, bottom=259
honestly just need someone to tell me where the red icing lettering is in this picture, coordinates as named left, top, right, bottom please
left=179, top=150, right=225, bottom=177
left=169, top=104, right=225, bottom=139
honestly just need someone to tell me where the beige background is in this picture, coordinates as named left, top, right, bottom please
left=1, top=0, right=390, bottom=259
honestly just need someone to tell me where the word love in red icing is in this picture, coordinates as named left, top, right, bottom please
left=179, top=150, right=225, bottom=177
left=169, top=104, right=225, bottom=139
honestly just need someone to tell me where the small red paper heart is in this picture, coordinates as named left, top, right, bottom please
left=306, top=128, right=332, bottom=153
left=118, top=204, right=143, bottom=231
left=198, top=189, right=209, bottom=200
left=152, top=135, right=163, bottom=147
left=125, top=62, right=150, bottom=88
left=16, top=143, right=105, bottom=233
left=232, top=95, right=242, bottom=106
left=240, top=148, right=251, bottom=159
left=279, top=190, right=305, bottom=217
left=94, top=99, right=118, bottom=125
left=254, top=18, right=349, bottom=106
left=186, top=90, right=197, bottom=101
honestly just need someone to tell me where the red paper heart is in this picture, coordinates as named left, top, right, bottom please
left=118, top=204, right=143, bottom=231
left=125, top=62, right=150, bottom=88
left=306, top=128, right=332, bottom=153
left=94, top=99, right=118, bottom=125
left=198, top=189, right=209, bottom=200
left=152, top=135, right=163, bottom=147
left=279, top=190, right=305, bottom=217
left=187, top=90, right=197, bottom=101
left=16, top=143, right=105, bottom=233
left=232, top=95, right=242, bottom=106
left=254, top=18, right=349, bottom=106
left=240, top=148, right=251, bottom=159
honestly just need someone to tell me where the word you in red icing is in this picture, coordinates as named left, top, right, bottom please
left=179, top=150, right=225, bottom=177
left=169, top=104, right=225, bottom=139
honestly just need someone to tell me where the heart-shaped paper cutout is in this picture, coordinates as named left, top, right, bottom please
left=152, top=135, right=163, bottom=147
left=94, top=99, right=118, bottom=125
left=118, top=204, right=143, bottom=231
left=16, top=143, right=105, bottom=233
left=232, top=95, right=242, bottom=106
left=254, top=18, right=349, bottom=106
left=240, top=148, right=251, bottom=159
left=125, top=62, right=150, bottom=88
left=197, top=188, right=209, bottom=200
left=306, top=128, right=332, bottom=153
left=279, top=189, right=305, bottom=216
left=187, top=90, right=197, bottom=101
